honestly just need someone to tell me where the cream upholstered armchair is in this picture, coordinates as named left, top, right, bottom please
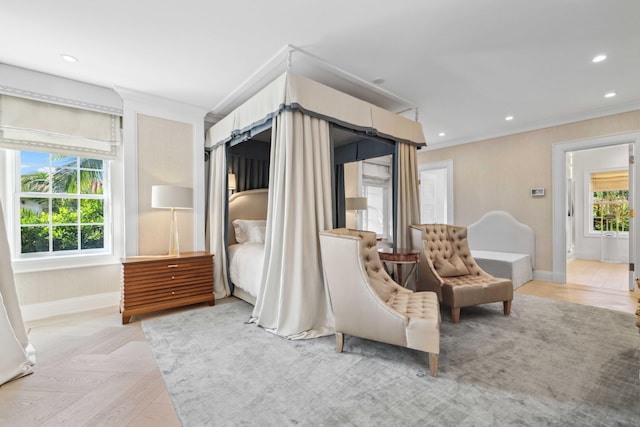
left=319, top=228, right=440, bottom=377
left=409, top=224, right=513, bottom=324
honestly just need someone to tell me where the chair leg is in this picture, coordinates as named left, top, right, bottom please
left=503, top=300, right=512, bottom=316
left=451, top=307, right=461, bottom=323
left=335, top=332, right=344, bottom=353
left=429, top=353, right=438, bottom=377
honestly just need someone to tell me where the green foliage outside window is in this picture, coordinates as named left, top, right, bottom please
left=19, top=152, right=105, bottom=254
left=592, top=190, right=629, bottom=232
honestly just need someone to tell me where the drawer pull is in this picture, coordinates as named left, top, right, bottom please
left=171, top=291, right=175, bottom=295
left=171, top=276, right=175, bottom=280
left=167, top=264, right=179, bottom=268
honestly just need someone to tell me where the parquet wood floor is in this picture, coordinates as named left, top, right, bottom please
left=1, top=275, right=638, bottom=426
left=566, top=258, right=630, bottom=291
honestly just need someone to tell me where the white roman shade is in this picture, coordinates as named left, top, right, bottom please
left=362, top=160, right=392, bottom=184
left=591, top=170, right=629, bottom=192
left=0, top=94, right=122, bottom=158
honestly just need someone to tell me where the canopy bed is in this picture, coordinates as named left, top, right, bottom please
left=205, top=72, right=425, bottom=339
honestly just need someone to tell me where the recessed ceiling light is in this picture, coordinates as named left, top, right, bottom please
left=505, top=115, right=514, bottom=121
left=438, top=132, right=446, bottom=137
left=592, top=54, right=607, bottom=63
left=372, top=78, right=385, bottom=85
left=604, top=92, right=617, bottom=98
left=61, top=54, right=78, bottom=63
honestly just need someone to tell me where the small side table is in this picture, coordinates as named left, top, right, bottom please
left=378, top=248, right=420, bottom=289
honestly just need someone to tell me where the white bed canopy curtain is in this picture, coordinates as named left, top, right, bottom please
left=206, top=72, right=425, bottom=338
left=0, top=198, right=35, bottom=386
left=253, top=110, right=334, bottom=338
left=205, top=142, right=232, bottom=299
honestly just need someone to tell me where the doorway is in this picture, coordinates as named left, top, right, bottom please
left=552, top=133, right=639, bottom=291
left=566, top=145, right=630, bottom=290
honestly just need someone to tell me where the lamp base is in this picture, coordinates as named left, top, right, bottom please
left=168, top=208, right=180, bottom=256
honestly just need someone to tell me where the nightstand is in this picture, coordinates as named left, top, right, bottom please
left=120, top=251, right=214, bottom=324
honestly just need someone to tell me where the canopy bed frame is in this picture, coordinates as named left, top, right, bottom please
left=206, top=72, right=425, bottom=339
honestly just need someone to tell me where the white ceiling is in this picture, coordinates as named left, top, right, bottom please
left=2, top=0, right=639, bottom=147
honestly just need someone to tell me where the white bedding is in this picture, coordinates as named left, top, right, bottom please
left=228, top=242, right=264, bottom=299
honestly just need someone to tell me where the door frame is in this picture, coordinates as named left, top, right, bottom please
left=552, top=132, right=640, bottom=289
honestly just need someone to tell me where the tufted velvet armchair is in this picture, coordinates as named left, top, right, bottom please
left=409, top=224, right=513, bottom=323
left=319, top=228, right=440, bottom=377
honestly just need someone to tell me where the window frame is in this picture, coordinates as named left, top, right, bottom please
left=361, top=182, right=392, bottom=239
left=360, top=156, right=393, bottom=240
left=17, top=151, right=110, bottom=256
left=585, top=168, right=630, bottom=238
left=1, top=149, right=120, bottom=273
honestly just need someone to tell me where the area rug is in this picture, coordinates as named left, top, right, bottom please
left=142, top=294, right=640, bottom=426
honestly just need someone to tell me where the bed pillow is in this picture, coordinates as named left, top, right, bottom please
left=433, top=253, right=469, bottom=277
left=232, top=219, right=266, bottom=244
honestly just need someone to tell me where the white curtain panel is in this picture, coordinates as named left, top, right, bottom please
left=252, top=110, right=335, bottom=339
left=206, top=143, right=231, bottom=299
left=396, top=142, right=421, bottom=249
left=0, top=198, right=34, bottom=386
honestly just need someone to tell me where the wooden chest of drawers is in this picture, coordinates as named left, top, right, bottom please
left=120, top=251, right=214, bottom=324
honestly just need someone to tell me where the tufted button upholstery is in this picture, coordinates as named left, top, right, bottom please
left=323, top=228, right=406, bottom=302
left=409, top=224, right=513, bottom=323
left=319, top=228, right=441, bottom=376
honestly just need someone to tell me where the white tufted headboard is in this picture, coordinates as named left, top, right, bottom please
left=467, top=211, right=535, bottom=267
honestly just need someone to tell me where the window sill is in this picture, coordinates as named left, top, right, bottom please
left=12, top=252, right=121, bottom=274
left=585, top=231, right=629, bottom=240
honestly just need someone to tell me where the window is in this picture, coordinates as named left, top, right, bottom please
left=590, top=170, right=629, bottom=233
left=361, top=156, right=393, bottom=240
left=17, top=150, right=109, bottom=256
left=0, top=93, right=121, bottom=270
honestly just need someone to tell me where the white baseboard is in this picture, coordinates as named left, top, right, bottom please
left=533, top=270, right=555, bottom=282
left=20, top=292, right=120, bottom=322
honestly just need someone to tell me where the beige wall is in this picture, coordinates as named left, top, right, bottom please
left=137, top=114, right=194, bottom=255
left=418, top=110, right=640, bottom=273
left=15, top=265, right=119, bottom=305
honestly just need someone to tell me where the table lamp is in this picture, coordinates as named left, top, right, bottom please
left=151, top=185, right=193, bottom=256
left=345, top=197, right=368, bottom=211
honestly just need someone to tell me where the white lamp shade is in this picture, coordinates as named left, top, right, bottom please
left=151, top=185, right=193, bottom=209
left=345, top=197, right=368, bottom=211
